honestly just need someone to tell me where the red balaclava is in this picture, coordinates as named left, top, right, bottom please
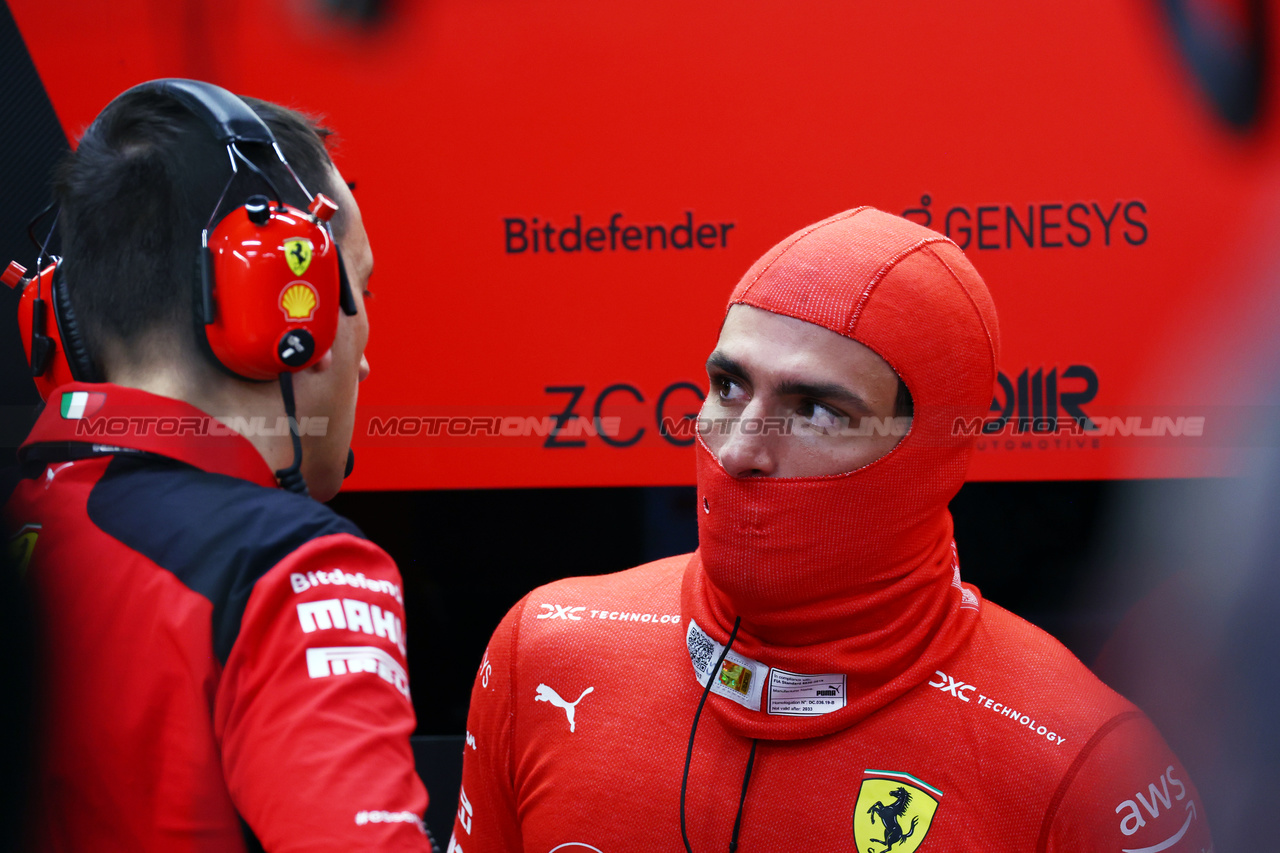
left=682, top=207, right=1000, bottom=741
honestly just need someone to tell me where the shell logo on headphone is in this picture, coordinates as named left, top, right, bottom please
left=280, top=282, right=319, bottom=321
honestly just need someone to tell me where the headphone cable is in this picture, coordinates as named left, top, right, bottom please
left=231, top=144, right=288, bottom=211
left=274, top=372, right=309, bottom=496
left=728, top=739, right=758, bottom=852
left=680, top=615, right=742, bottom=853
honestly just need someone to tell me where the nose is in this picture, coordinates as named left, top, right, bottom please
left=713, top=401, right=777, bottom=477
left=358, top=354, right=370, bottom=383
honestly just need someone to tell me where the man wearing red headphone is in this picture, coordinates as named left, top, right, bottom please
left=451, top=209, right=1212, bottom=852
left=3, top=82, right=432, bottom=851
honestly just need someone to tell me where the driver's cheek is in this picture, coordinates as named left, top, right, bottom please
left=699, top=393, right=733, bottom=422
left=697, top=395, right=734, bottom=453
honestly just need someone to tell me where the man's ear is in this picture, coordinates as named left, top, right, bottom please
left=307, top=348, right=335, bottom=374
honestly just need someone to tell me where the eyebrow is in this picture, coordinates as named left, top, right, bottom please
left=706, top=351, right=874, bottom=415
left=776, top=379, right=874, bottom=416
left=706, top=351, right=746, bottom=380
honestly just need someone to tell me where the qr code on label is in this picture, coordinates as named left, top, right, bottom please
left=688, top=627, right=716, bottom=675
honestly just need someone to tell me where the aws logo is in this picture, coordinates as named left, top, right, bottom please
left=852, top=770, right=942, bottom=853
left=1115, top=766, right=1199, bottom=851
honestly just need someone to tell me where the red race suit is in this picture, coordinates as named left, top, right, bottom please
left=5, top=384, right=431, bottom=852
left=449, top=209, right=1213, bottom=853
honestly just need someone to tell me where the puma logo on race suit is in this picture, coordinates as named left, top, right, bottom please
left=866, top=787, right=919, bottom=851
left=535, top=683, right=594, bottom=732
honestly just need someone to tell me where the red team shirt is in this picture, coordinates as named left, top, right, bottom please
left=451, top=556, right=1211, bottom=853
left=5, top=384, right=431, bottom=852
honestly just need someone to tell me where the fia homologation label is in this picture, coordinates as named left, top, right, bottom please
left=767, top=668, right=847, bottom=716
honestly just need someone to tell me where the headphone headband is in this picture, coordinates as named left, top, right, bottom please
left=111, top=78, right=277, bottom=146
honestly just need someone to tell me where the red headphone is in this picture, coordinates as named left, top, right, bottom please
left=4, top=78, right=357, bottom=398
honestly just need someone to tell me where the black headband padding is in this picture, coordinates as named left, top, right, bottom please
left=114, top=79, right=276, bottom=146
left=51, top=265, right=100, bottom=383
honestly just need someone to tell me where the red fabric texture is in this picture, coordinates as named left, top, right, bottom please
left=219, top=540, right=427, bottom=853
left=452, top=560, right=1212, bottom=852
left=7, top=385, right=430, bottom=852
left=686, top=207, right=1001, bottom=740
left=22, top=382, right=278, bottom=487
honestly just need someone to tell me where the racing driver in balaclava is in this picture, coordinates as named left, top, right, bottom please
left=450, top=208, right=1211, bottom=852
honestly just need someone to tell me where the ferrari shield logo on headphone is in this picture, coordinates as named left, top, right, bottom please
left=283, top=237, right=314, bottom=276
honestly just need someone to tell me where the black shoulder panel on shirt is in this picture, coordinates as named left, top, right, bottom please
left=86, top=455, right=367, bottom=663
left=0, top=465, right=20, bottom=511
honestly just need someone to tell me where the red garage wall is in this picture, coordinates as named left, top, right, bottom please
left=12, top=0, right=1280, bottom=488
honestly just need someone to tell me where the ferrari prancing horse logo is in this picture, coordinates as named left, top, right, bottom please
left=852, top=770, right=941, bottom=853
left=284, top=237, right=314, bottom=276
left=7, top=523, right=40, bottom=575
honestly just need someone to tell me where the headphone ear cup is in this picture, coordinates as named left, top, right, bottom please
left=51, top=266, right=101, bottom=383
left=202, top=201, right=341, bottom=381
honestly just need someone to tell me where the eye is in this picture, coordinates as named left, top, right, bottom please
left=797, top=400, right=846, bottom=434
left=711, top=373, right=748, bottom=405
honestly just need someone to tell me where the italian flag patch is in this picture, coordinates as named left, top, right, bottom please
left=59, top=391, right=106, bottom=419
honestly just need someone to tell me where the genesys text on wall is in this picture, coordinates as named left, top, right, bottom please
left=902, top=195, right=1148, bottom=249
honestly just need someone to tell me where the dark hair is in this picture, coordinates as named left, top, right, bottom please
left=52, top=88, right=341, bottom=370
left=895, top=379, right=914, bottom=418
